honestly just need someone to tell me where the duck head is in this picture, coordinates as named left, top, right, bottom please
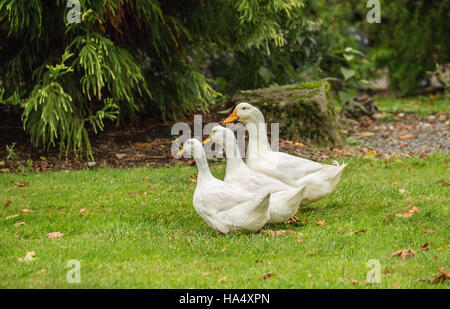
left=223, top=102, right=265, bottom=125
left=203, top=125, right=236, bottom=150
left=177, top=138, right=204, bottom=158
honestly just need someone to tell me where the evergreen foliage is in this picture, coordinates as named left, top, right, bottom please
left=0, top=0, right=303, bottom=158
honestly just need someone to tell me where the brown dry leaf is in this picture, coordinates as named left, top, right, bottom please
left=22, top=209, right=33, bottom=214
left=398, top=188, right=408, bottom=194
left=15, top=222, right=26, bottom=227
left=276, top=229, right=295, bottom=236
left=390, top=249, right=416, bottom=260
left=353, top=229, right=368, bottom=235
left=16, top=181, right=30, bottom=187
left=443, top=162, right=448, bottom=168
left=295, top=237, right=304, bottom=243
left=351, top=278, right=358, bottom=285
left=5, top=200, right=11, bottom=207
left=316, top=219, right=325, bottom=227
left=396, top=206, right=420, bottom=218
left=307, top=273, right=313, bottom=278
left=260, top=229, right=295, bottom=237
left=398, top=134, right=415, bottom=140
left=46, top=232, right=63, bottom=239
left=79, top=208, right=87, bottom=216
left=18, top=251, right=36, bottom=263
left=189, top=175, right=197, bottom=183
left=284, top=217, right=301, bottom=224
left=429, top=268, right=450, bottom=284
left=219, top=247, right=226, bottom=253
left=218, top=276, right=227, bottom=283
left=201, top=272, right=209, bottom=276
left=419, top=243, right=430, bottom=252
left=392, top=283, right=401, bottom=289
left=424, top=227, right=435, bottom=234
left=255, top=260, right=263, bottom=264
left=262, top=273, right=274, bottom=280
left=384, top=215, right=391, bottom=222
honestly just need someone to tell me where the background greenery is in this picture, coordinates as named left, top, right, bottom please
left=0, top=0, right=449, bottom=157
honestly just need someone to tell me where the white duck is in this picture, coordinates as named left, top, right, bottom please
left=203, top=125, right=306, bottom=223
left=177, top=138, right=271, bottom=233
left=223, top=102, right=346, bottom=204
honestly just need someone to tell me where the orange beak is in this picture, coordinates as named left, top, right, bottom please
left=176, top=148, right=185, bottom=156
left=223, top=110, right=238, bottom=123
left=202, top=136, right=212, bottom=145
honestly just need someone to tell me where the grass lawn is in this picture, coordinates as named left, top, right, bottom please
left=375, top=95, right=449, bottom=116
left=0, top=154, right=449, bottom=288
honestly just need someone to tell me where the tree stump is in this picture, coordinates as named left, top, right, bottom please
left=230, top=81, right=343, bottom=145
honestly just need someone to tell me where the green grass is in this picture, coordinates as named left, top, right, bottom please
left=375, top=95, right=449, bottom=116
left=1, top=154, right=449, bottom=288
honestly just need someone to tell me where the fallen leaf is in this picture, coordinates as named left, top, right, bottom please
left=260, top=229, right=296, bottom=236
left=353, top=229, right=368, bottom=235
left=295, top=237, right=304, bottom=243
left=424, top=227, right=435, bottom=234
left=419, top=243, right=429, bottom=252
left=255, top=260, right=263, bottom=263
left=189, top=175, right=197, bottom=183
left=392, top=283, right=401, bottom=289
left=79, top=208, right=87, bottom=216
left=284, top=217, right=301, bottom=224
left=219, top=248, right=226, bottom=253
left=316, top=219, right=325, bottom=227
left=307, top=274, right=313, bottom=278
left=429, top=268, right=450, bottom=284
left=15, top=222, right=26, bottom=227
left=16, top=182, right=30, bottom=187
left=390, top=249, right=416, bottom=260
left=396, top=206, right=420, bottom=218
left=276, top=229, right=295, bottom=236
left=40, top=269, right=47, bottom=274
left=262, top=273, right=274, bottom=280
left=201, top=272, right=209, bottom=276
left=5, top=200, right=11, bottom=207
left=398, top=188, right=408, bottom=194
left=18, top=251, right=36, bottom=263
left=218, top=276, right=227, bottom=283
left=351, top=278, right=358, bottom=285
left=5, top=214, right=20, bottom=220
left=22, top=209, right=33, bottom=214
left=398, top=134, right=415, bottom=140
left=46, top=232, right=63, bottom=239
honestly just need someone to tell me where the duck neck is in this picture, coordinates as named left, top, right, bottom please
left=246, top=120, right=271, bottom=158
left=223, top=140, right=244, bottom=174
left=194, top=151, right=214, bottom=183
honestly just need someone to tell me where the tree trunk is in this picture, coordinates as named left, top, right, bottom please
left=230, top=81, right=344, bottom=146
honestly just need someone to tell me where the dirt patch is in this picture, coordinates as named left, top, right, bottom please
left=0, top=109, right=448, bottom=173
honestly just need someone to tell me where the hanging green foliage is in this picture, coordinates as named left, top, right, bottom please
left=0, top=0, right=305, bottom=158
